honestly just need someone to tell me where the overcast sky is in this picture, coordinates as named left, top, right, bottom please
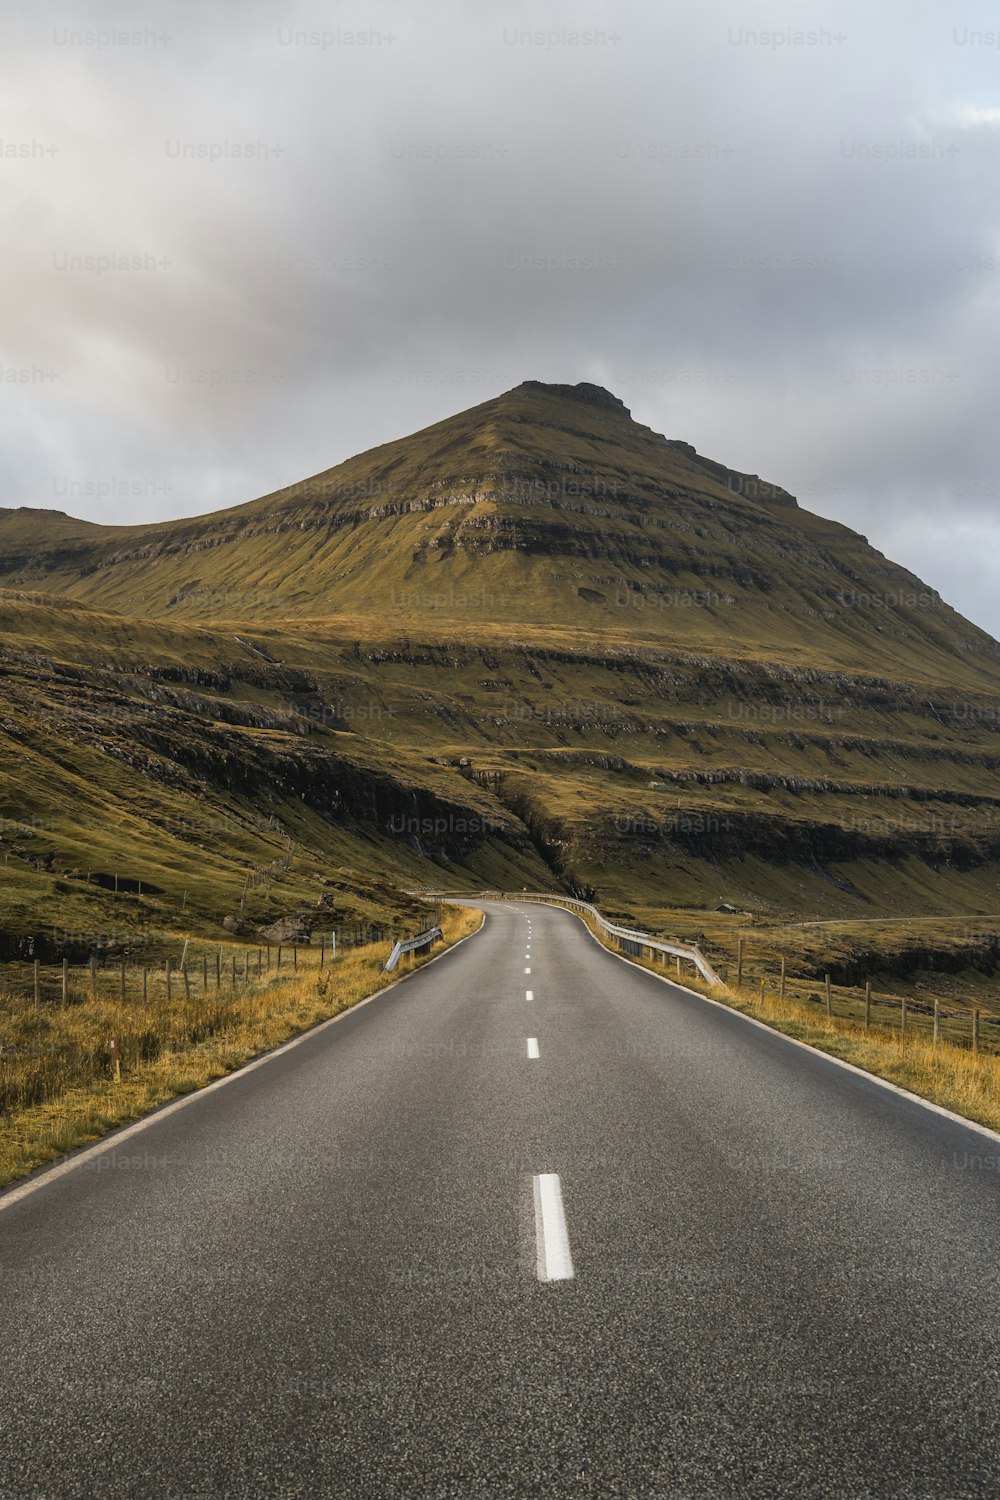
left=2, top=0, right=999, bottom=633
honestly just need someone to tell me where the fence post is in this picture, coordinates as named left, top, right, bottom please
left=62, top=958, right=68, bottom=1006
left=779, top=957, right=786, bottom=1000
left=142, top=967, right=148, bottom=1003
left=320, top=935, right=325, bottom=968
left=34, top=959, right=40, bottom=1012
left=203, top=957, right=208, bottom=993
left=973, top=1009, right=980, bottom=1054
left=901, top=995, right=907, bottom=1035
left=933, top=996, right=940, bottom=1046
left=231, top=955, right=236, bottom=991
left=736, top=939, right=744, bottom=988
left=182, top=964, right=191, bottom=1002
left=110, top=1036, right=121, bottom=1083
left=277, top=945, right=282, bottom=970
left=675, top=955, right=682, bottom=979
left=120, top=962, right=126, bottom=1003
left=216, top=951, right=221, bottom=991
left=825, top=974, right=832, bottom=1018
left=293, top=943, right=298, bottom=971
left=865, top=980, right=872, bottom=1028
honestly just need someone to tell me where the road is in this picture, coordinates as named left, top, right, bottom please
left=2, top=900, right=1000, bottom=1498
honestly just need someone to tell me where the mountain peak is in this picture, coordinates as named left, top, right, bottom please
left=514, top=380, right=631, bottom=417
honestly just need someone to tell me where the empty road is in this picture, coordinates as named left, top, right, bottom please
left=2, top=900, right=1000, bottom=1498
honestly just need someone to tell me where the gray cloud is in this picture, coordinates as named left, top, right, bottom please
left=1, top=0, right=999, bottom=632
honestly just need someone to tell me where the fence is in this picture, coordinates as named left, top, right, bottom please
left=0, top=940, right=339, bottom=1012
left=1, top=916, right=448, bottom=1013
left=0, top=921, right=401, bottom=993
left=754, top=964, right=1000, bottom=1054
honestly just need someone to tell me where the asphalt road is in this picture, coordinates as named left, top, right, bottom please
left=3, top=900, right=1000, bottom=1499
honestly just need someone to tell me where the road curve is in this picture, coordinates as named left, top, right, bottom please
left=2, top=900, right=1000, bottom=1498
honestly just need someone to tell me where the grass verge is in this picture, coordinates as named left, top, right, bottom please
left=0, top=906, right=482, bottom=1189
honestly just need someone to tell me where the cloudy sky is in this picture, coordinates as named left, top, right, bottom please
left=2, top=0, right=1000, bottom=632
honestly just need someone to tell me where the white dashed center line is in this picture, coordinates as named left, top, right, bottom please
left=533, top=1173, right=574, bottom=1282
left=525, top=967, right=531, bottom=974
left=525, top=989, right=533, bottom=1001
left=527, top=1037, right=539, bottom=1059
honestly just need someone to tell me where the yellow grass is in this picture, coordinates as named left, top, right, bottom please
left=0, top=907, right=482, bottom=1188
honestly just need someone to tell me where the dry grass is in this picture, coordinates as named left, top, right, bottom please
left=0, top=906, right=482, bottom=1188
left=715, top=982, right=1000, bottom=1132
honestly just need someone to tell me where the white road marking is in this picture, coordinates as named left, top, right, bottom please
left=533, top=1173, right=574, bottom=1282
left=525, top=967, right=531, bottom=974
left=527, top=1037, right=539, bottom=1059
left=526, top=989, right=533, bottom=1001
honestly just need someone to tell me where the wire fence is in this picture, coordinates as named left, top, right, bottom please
left=0, top=922, right=405, bottom=1009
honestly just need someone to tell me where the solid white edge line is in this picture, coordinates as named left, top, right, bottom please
left=527, top=1037, right=540, bottom=1059
left=0, top=908, right=491, bottom=1215
left=534, top=1172, right=574, bottom=1281
left=532, top=899, right=1000, bottom=1149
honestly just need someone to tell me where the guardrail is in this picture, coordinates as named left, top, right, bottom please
left=416, top=889, right=722, bottom=988
left=507, top=893, right=723, bottom=987
left=383, top=926, right=443, bottom=973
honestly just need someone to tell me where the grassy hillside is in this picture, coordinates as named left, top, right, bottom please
left=0, top=594, right=547, bottom=952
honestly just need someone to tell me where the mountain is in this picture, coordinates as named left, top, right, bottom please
left=2, top=380, right=996, bottom=679
left=3, top=379, right=1000, bottom=949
